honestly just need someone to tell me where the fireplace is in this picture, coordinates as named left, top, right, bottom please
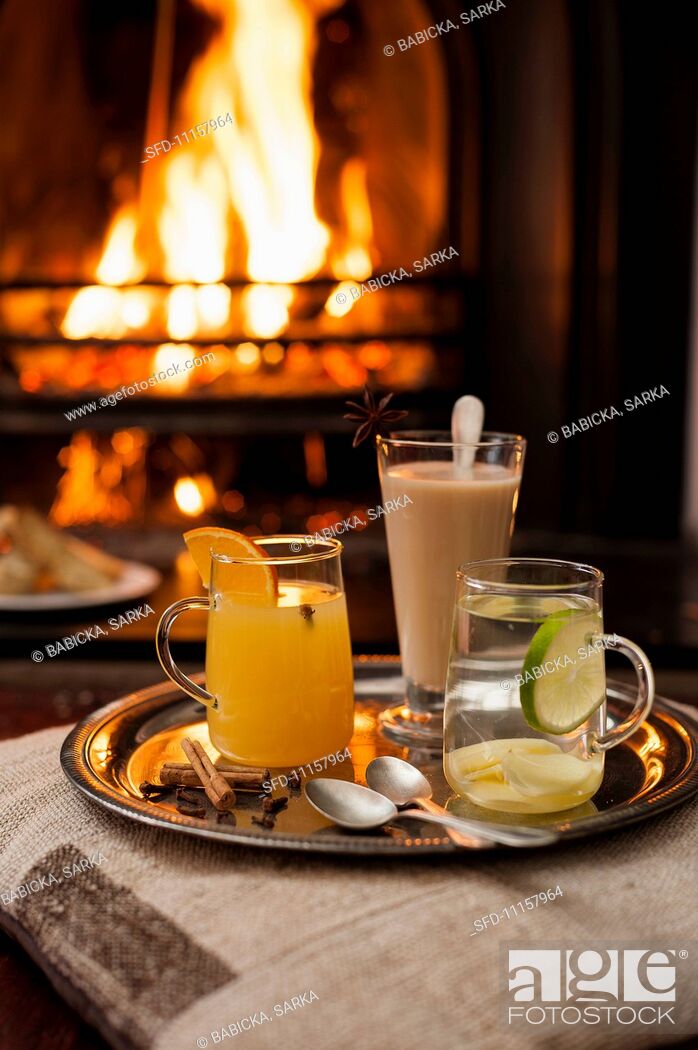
left=0, top=0, right=695, bottom=661
left=0, top=0, right=478, bottom=552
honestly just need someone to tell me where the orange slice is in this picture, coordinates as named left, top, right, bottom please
left=183, top=527, right=277, bottom=603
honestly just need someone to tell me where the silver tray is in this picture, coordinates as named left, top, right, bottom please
left=60, top=660, right=698, bottom=855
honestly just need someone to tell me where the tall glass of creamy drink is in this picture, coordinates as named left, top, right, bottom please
left=376, top=431, right=525, bottom=745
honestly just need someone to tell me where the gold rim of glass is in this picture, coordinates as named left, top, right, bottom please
left=210, top=535, right=343, bottom=565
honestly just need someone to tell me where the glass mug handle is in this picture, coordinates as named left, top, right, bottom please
left=156, top=598, right=217, bottom=709
left=589, top=633, right=655, bottom=753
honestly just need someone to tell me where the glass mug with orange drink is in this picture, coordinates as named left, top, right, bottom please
left=156, top=530, right=354, bottom=767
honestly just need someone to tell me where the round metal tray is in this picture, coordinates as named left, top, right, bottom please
left=60, top=660, right=698, bottom=855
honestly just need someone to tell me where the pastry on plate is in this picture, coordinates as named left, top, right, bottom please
left=0, top=539, right=37, bottom=594
left=0, top=505, right=124, bottom=594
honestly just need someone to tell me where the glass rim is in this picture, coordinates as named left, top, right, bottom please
left=210, top=534, right=343, bottom=565
left=456, top=557, right=604, bottom=592
left=376, top=430, right=526, bottom=450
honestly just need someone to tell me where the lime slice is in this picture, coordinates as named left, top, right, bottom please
left=519, top=610, right=605, bottom=734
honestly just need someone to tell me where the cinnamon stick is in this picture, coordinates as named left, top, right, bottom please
left=159, top=766, right=265, bottom=789
left=163, top=761, right=269, bottom=777
left=180, top=738, right=235, bottom=810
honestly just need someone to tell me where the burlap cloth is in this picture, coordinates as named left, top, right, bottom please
left=1, top=719, right=697, bottom=1050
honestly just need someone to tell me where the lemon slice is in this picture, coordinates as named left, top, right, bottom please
left=446, top=738, right=560, bottom=781
left=459, top=779, right=527, bottom=810
left=183, top=527, right=277, bottom=603
left=519, top=611, right=606, bottom=734
left=500, top=751, right=602, bottom=799
left=460, top=776, right=598, bottom=814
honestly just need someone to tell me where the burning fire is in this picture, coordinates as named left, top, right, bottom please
left=331, top=158, right=374, bottom=281
left=96, top=205, right=146, bottom=286
left=192, top=0, right=331, bottom=283
left=59, top=0, right=373, bottom=353
left=45, top=0, right=396, bottom=526
left=49, top=429, right=219, bottom=525
left=50, top=430, right=149, bottom=526
left=174, top=474, right=217, bottom=517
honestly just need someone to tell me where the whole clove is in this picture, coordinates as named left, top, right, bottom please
left=263, top=795, right=289, bottom=814
left=176, top=787, right=204, bottom=805
left=216, top=810, right=237, bottom=826
left=252, top=814, right=276, bottom=829
left=299, top=604, right=315, bottom=622
left=176, top=800, right=206, bottom=819
left=140, top=782, right=171, bottom=801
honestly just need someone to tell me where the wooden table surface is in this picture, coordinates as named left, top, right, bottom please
left=1, top=658, right=697, bottom=1050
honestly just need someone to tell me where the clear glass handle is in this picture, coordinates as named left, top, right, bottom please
left=589, top=633, right=654, bottom=753
left=156, top=598, right=217, bottom=709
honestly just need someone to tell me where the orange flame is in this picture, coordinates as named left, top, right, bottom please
left=96, top=205, right=146, bottom=285
left=50, top=430, right=148, bottom=526
left=48, top=0, right=382, bottom=526
left=183, top=0, right=330, bottom=283
left=174, top=474, right=216, bottom=517
left=59, top=0, right=371, bottom=351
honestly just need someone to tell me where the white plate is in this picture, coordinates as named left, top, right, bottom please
left=0, top=560, right=162, bottom=611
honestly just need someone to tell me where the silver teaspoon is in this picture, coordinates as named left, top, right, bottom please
left=367, top=755, right=486, bottom=848
left=304, top=777, right=556, bottom=848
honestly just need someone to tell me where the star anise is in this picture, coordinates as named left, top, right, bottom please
left=344, top=387, right=408, bottom=447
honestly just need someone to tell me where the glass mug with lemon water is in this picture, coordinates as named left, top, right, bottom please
left=157, top=537, right=354, bottom=767
left=444, top=559, right=655, bottom=814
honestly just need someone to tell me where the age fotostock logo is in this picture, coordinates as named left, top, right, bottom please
left=503, top=945, right=692, bottom=1030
